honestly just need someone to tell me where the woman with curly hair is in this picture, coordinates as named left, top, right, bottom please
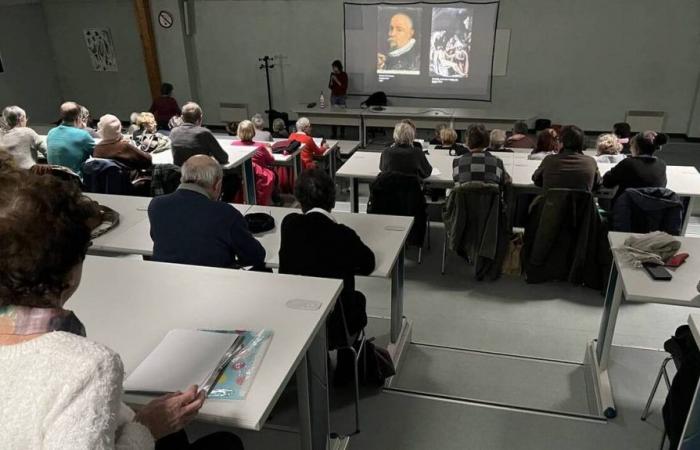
left=0, top=171, right=242, bottom=449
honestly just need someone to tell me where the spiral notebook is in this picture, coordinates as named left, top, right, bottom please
left=123, top=329, right=244, bottom=395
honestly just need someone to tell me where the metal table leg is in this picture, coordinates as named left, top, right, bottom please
left=390, top=247, right=405, bottom=343
left=241, top=160, right=257, bottom=205
left=350, top=178, right=359, bottom=213
left=681, top=196, right=696, bottom=235
left=360, top=116, right=366, bottom=148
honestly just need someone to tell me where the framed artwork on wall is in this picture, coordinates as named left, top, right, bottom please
left=83, top=28, right=118, bottom=72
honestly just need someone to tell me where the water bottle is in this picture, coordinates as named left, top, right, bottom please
left=319, top=91, right=325, bottom=109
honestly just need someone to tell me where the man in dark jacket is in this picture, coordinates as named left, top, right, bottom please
left=148, top=155, right=265, bottom=269
left=279, top=168, right=375, bottom=347
left=169, top=102, right=229, bottom=166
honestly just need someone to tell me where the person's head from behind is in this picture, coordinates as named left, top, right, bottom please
left=296, top=117, right=312, bottom=134
left=295, top=168, right=336, bottom=213
left=559, top=125, right=585, bottom=153
left=534, top=128, right=559, bottom=154
left=512, top=121, right=529, bottom=136
left=332, top=60, right=343, bottom=74
left=466, top=124, right=489, bottom=151
left=97, top=114, right=123, bottom=143
left=181, top=102, right=203, bottom=125
left=630, top=131, right=668, bottom=156
left=434, top=123, right=448, bottom=140
left=161, top=82, right=174, bottom=96
left=393, top=121, right=416, bottom=146
left=0, top=171, right=99, bottom=308
left=2, top=106, right=28, bottom=130
left=489, top=129, right=506, bottom=149
left=181, top=155, right=223, bottom=200
left=596, top=133, right=622, bottom=156
left=388, top=13, right=415, bottom=50
left=59, top=102, right=82, bottom=126
left=237, top=120, right=256, bottom=142
left=272, top=118, right=286, bottom=133
left=401, top=118, right=417, bottom=132
left=129, top=112, right=139, bottom=125
left=78, top=106, right=92, bottom=129
left=613, top=122, right=631, bottom=140
left=251, top=114, right=265, bottom=131
left=137, top=112, right=157, bottom=133
left=439, top=127, right=458, bottom=147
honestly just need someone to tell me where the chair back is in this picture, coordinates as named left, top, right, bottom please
left=368, top=171, right=426, bottom=246
left=612, top=187, right=684, bottom=236
left=82, top=159, right=133, bottom=195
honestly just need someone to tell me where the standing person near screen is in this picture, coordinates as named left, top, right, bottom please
left=150, top=83, right=181, bottom=130
left=377, top=12, right=420, bottom=72
left=328, top=60, right=348, bottom=139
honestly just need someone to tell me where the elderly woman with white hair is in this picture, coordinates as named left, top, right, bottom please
left=94, top=114, right=152, bottom=171
left=0, top=105, right=46, bottom=169
left=379, top=121, right=432, bottom=179
left=251, top=113, right=273, bottom=141
left=289, top=117, right=329, bottom=170
left=595, top=133, right=626, bottom=164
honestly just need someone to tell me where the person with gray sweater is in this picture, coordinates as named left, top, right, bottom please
left=0, top=105, right=46, bottom=169
left=169, top=102, right=229, bottom=166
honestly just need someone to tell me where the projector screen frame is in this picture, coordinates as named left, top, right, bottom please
left=343, top=0, right=500, bottom=102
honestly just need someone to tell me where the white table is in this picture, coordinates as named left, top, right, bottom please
left=152, top=146, right=257, bottom=205
left=294, top=105, right=536, bottom=148
left=246, top=205, right=414, bottom=358
left=72, top=255, right=344, bottom=450
left=585, top=232, right=700, bottom=419
left=86, top=193, right=250, bottom=255
left=336, top=151, right=700, bottom=234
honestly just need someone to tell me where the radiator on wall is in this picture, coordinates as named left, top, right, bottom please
left=218, top=103, right=249, bottom=125
left=625, top=110, right=666, bottom=132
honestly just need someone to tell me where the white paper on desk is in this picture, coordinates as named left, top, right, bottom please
left=313, top=137, right=323, bottom=147
left=431, top=168, right=441, bottom=176
left=124, top=329, right=240, bottom=394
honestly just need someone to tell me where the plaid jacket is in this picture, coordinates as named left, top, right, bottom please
left=452, top=150, right=509, bottom=186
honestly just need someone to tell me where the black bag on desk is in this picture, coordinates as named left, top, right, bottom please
left=245, top=213, right=275, bottom=234
left=271, top=140, right=300, bottom=155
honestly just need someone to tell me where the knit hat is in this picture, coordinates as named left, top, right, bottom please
left=98, top=114, right=123, bottom=144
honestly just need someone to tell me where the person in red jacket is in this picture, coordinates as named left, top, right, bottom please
left=289, top=117, right=328, bottom=170
left=149, top=83, right=180, bottom=130
left=231, top=120, right=276, bottom=206
left=328, top=60, right=348, bottom=138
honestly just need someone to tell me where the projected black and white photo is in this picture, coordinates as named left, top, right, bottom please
left=429, top=8, right=472, bottom=78
left=377, top=6, right=422, bottom=75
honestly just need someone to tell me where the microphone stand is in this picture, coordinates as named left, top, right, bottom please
left=258, top=56, right=275, bottom=127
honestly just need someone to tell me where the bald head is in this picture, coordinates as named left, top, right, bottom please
left=181, top=155, right=223, bottom=200
left=60, top=102, right=81, bottom=124
left=181, top=102, right=203, bottom=125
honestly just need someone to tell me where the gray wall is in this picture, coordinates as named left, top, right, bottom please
left=41, top=0, right=151, bottom=120
left=154, top=0, right=700, bottom=134
left=0, top=1, right=62, bottom=123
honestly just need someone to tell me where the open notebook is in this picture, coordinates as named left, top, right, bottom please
left=124, top=329, right=245, bottom=396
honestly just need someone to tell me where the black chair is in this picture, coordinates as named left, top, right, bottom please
left=367, top=171, right=427, bottom=262
left=82, top=159, right=133, bottom=195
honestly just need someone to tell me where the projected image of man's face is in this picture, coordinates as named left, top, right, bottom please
left=388, top=14, right=414, bottom=50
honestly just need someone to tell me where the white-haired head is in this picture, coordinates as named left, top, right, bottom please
left=393, top=121, right=415, bottom=146
left=2, top=106, right=27, bottom=129
left=181, top=155, right=223, bottom=199
left=251, top=113, right=265, bottom=130
left=296, top=117, right=312, bottom=134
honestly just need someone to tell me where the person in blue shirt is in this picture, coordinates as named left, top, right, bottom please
left=46, top=102, right=95, bottom=178
left=148, top=154, right=266, bottom=269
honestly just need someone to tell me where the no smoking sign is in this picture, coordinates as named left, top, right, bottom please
left=158, top=10, right=174, bottom=29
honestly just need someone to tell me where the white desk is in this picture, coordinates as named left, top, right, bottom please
left=246, top=205, right=414, bottom=358
left=86, top=193, right=250, bottom=256
left=336, top=151, right=700, bottom=233
left=585, top=232, right=700, bottom=419
left=72, top=256, right=343, bottom=449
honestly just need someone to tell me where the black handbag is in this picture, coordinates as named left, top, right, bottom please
left=245, top=212, right=275, bottom=234
left=359, top=338, right=396, bottom=387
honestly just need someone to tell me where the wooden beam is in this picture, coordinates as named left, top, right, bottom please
left=133, top=0, right=162, bottom=100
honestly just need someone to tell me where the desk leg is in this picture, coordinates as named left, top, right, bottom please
left=681, top=196, right=696, bottom=235
left=296, top=325, right=333, bottom=450
left=360, top=116, right=366, bottom=148
left=350, top=178, right=359, bottom=213
left=242, top=160, right=256, bottom=205
left=584, top=264, right=621, bottom=419
left=329, top=147, right=337, bottom=182
left=390, top=247, right=405, bottom=343
left=294, top=153, right=302, bottom=181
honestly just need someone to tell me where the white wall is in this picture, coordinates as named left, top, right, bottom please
left=41, top=0, right=151, bottom=120
left=154, top=0, right=700, bottom=134
left=0, top=1, right=62, bottom=123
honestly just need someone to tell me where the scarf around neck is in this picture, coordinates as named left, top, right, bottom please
left=0, top=305, right=86, bottom=345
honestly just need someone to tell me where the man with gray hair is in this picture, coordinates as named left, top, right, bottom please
left=169, top=102, right=229, bottom=166
left=251, top=113, right=272, bottom=142
left=379, top=120, right=432, bottom=179
left=148, top=154, right=265, bottom=269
